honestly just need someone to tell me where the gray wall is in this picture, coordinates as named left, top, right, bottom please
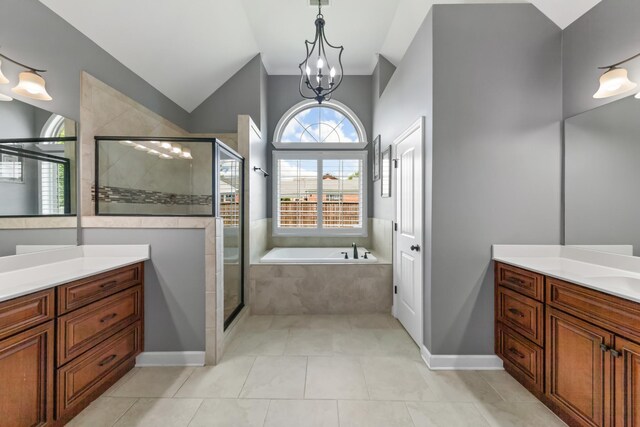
left=0, top=229, right=77, bottom=257
left=265, top=74, right=374, bottom=219
left=372, top=4, right=563, bottom=355
left=430, top=4, right=562, bottom=355
left=565, top=95, right=640, bottom=256
left=0, top=0, right=189, bottom=128
left=563, top=0, right=640, bottom=119
left=83, top=229, right=206, bottom=352
left=189, top=55, right=265, bottom=134
left=372, top=11, right=434, bottom=348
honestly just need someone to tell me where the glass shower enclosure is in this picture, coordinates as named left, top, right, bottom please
left=95, top=136, right=245, bottom=329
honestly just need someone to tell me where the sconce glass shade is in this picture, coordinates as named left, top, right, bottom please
left=635, top=92, right=640, bottom=99
left=0, top=93, right=12, bottom=102
left=12, top=71, right=52, bottom=101
left=593, top=68, right=638, bottom=99
left=0, top=60, right=9, bottom=84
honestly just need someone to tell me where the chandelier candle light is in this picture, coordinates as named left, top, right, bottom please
left=298, top=2, right=344, bottom=104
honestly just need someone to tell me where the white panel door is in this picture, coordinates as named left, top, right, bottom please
left=394, top=118, right=424, bottom=346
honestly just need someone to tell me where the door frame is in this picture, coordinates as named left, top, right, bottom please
left=392, top=117, right=425, bottom=347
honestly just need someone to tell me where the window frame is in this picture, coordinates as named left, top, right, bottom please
left=272, top=99, right=368, bottom=150
left=272, top=150, right=368, bottom=237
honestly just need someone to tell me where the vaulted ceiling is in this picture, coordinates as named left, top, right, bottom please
left=39, top=0, right=601, bottom=112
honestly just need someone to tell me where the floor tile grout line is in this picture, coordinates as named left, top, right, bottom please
left=303, top=355, right=309, bottom=399
left=170, top=367, right=197, bottom=398
left=471, top=401, right=498, bottom=427
left=109, top=397, right=139, bottom=427
left=262, top=399, right=273, bottom=427
left=186, top=398, right=206, bottom=427
left=237, top=355, right=259, bottom=398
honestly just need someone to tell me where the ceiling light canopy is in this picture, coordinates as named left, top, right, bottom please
left=298, top=2, right=344, bottom=104
left=0, top=53, right=53, bottom=101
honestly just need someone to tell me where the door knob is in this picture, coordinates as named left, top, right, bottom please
left=410, top=244, right=421, bottom=252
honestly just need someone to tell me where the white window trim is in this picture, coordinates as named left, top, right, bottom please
left=272, top=99, right=369, bottom=150
left=273, top=150, right=368, bottom=237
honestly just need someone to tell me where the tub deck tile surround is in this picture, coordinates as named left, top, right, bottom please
left=70, top=314, right=566, bottom=426
left=250, top=264, right=393, bottom=315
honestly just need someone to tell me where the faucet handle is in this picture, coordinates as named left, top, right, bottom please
left=363, top=251, right=372, bottom=259
left=340, top=252, right=349, bottom=260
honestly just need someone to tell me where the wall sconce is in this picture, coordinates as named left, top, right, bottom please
left=593, top=52, right=640, bottom=99
left=0, top=52, right=52, bottom=101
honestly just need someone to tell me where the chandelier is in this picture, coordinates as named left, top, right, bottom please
left=298, top=2, right=344, bottom=104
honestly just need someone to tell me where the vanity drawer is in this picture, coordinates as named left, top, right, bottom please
left=496, top=262, right=544, bottom=301
left=58, top=263, right=143, bottom=314
left=0, top=289, right=55, bottom=340
left=497, top=286, right=544, bottom=346
left=56, top=321, right=141, bottom=419
left=496, top=322, right=544, bottom=394
left=57, top=285, right=143, bottom=366
left=547, top=278, right=640, bottom=342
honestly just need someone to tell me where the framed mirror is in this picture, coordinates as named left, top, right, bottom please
left=0, top=98, right=78, bottom=257
left=381, top=145, right=391, bottom=198
left=564, top=94, right=640, bottom=256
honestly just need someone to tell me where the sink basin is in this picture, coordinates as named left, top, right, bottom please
left=586, top=276, right=640, bottom=291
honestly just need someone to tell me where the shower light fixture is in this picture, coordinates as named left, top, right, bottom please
left=593, top=52, right=640, bottom=99
left=298, top=1, right=344, bottom=103
left=0, top=53, right=52, bottom=101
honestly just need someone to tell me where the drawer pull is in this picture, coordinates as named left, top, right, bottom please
left=98, top=354, right=117, bottom=367
left=611, top=349, right=621, bottom=358
left=99, top=281, right=118, bottom=290
left=507, top=308, right=525, bottom=318
left=100, top=313, right=118, bottom=323
left=507, top=277, right=525, bottom=286
left=508, top=347, right=526, bottom=359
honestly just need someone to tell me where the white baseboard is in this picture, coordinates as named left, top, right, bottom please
left=135, top=351, right=205, bottom=367
left=421, top=345, right=504, bottom=370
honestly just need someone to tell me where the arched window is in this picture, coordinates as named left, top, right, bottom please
left=272, top=100, right=368, bottom=236
left=273, top=100, right=367, bottom=149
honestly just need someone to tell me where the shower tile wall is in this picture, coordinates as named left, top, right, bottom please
left=97, top=140, right=213, bottom=215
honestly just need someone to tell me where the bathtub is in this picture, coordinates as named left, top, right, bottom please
left=261, top=247, right=378, bottom=264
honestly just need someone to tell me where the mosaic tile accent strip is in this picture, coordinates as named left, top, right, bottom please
left=95, top=185, right=212, bottom=206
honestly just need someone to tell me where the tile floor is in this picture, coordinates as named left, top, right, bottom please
left=69, top=314, right=567, bottom=426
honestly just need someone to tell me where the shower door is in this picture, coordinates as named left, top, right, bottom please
left=216, top=144, right=244, bottom=329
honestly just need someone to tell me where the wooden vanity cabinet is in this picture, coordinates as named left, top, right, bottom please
left=0, top=262, right=144, bottom=426
left=495, top=262, right=640, bottom=427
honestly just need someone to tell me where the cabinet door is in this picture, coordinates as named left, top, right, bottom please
left=614, top=337, right=640, bottom=427
left=546, top=308, right=614, bottom=427
left=0, top=321, right=54, bottom=427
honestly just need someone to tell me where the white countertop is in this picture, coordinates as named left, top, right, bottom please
left=493, top=245, right=640, bottom=304
left=0, top=245, right=150, bottom=303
